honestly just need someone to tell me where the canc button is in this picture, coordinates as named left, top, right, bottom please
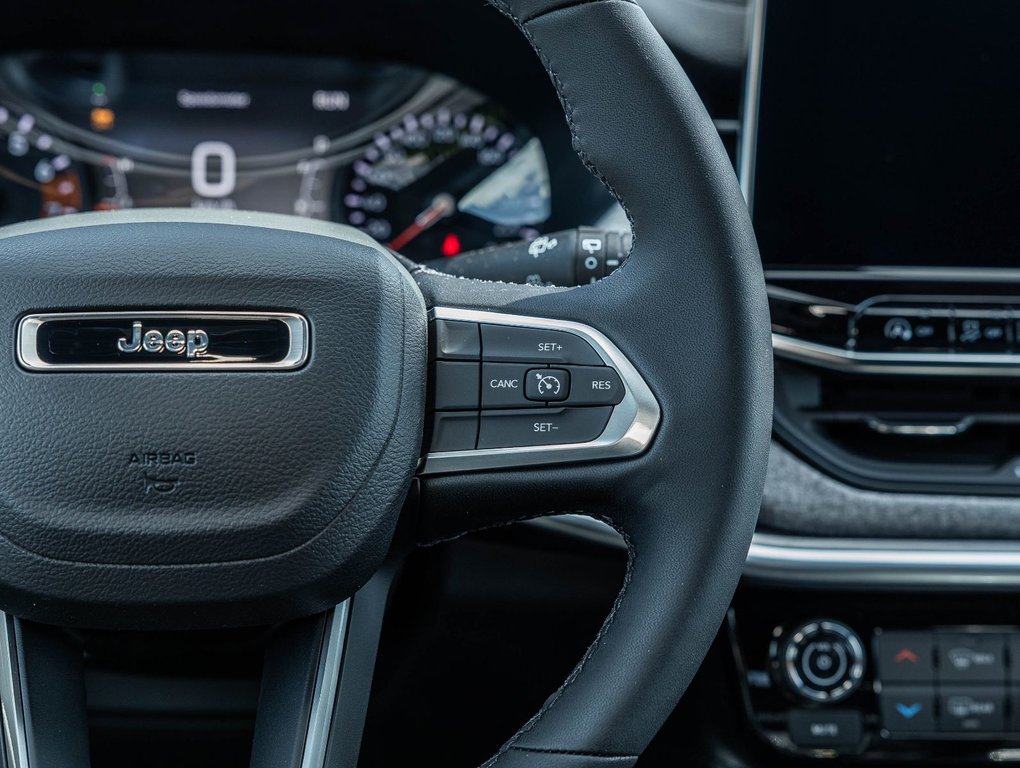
left=482, top=363, right=542, bottom=409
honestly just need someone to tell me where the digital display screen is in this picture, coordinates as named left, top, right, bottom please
left=0, top=52, right=552, bottom=262
left=750, top=1, right=1020, bottom=268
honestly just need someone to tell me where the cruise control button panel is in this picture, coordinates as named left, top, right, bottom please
left=422, top=310, right=658, bottom=472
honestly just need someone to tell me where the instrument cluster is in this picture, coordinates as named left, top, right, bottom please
left=0, top=52, right=554, bottom=261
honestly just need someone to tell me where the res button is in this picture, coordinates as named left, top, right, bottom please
left=564, top=366, right=625, bottom=406
left=480, top=325, right=603, bottom=366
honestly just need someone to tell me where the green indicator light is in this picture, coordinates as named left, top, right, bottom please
left=92, top=82, right=106, bottom=96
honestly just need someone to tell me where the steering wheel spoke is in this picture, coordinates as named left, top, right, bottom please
left=407, top=267, right=658, bottom=541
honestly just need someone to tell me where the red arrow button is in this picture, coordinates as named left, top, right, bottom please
left=894, top=648, right=920, bottom=664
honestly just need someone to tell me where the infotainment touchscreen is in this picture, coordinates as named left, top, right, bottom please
left=746, top=1, right=1020, bottom=269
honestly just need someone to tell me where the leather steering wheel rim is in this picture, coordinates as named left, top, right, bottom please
left=0, top=2, right=771, bottom=765
left=410, top=1, right=773, bottom=765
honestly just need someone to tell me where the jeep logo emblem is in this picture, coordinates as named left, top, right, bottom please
left=118, top=321, right=210, bottom=358
left=17, top=311, right=309, bottom=372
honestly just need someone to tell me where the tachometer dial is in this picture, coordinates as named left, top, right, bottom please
left=341, top=107, right=551, bottom=261
left=0, top=106, right=86, bottom=225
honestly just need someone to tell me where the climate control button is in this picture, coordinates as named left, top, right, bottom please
left=776, top=620, right=865, bottom=703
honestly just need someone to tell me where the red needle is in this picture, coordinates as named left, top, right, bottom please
left=388, top=193, right=456, bottom=251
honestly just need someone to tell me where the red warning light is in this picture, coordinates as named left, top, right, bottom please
left=440, top=232, right=462, bottom=258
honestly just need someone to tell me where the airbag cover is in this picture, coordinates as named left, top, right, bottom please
left=0, top=210, right=426, bottom=629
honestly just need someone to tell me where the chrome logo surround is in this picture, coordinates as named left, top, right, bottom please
left=17, top=311, right=309, bottom=371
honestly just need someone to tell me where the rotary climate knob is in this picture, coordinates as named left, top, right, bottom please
left=776, top=620, right=866, bottom=703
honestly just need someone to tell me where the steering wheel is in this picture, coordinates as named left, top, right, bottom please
left=0, top=1, right=771, bottom=766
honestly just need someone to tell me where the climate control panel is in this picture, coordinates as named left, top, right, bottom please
left=732, top=601, right=1020, bottom=763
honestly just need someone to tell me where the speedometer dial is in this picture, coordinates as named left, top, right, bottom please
left=341, top=107, right=551, bottom=262
left=0, top=106, right=86, bottom=225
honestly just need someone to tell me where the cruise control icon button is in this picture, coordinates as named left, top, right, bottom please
left=525, top=368, right=569, bottom=402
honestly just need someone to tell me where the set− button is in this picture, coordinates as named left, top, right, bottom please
left=477, top=407, right=613, bottom=449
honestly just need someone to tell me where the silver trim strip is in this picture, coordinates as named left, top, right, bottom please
left=301, top=600, right=351, bottom=768
left=738, top=0, right=766, bottom=206
left=773, top=332, right=1020, bottom=376
left=421, top=308, right=660, bottom=474
left=745, top=533, right=1020, bottom=588
left=0, top=613, right=28, bottom=768
left=17, top=311, right=309, bottom=372
left=543, top=516, right=1020, bottom=588
left=766, top=267, right=1020, bottom=283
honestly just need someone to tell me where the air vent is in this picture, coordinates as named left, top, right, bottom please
left=774, top=359, right=1020, bottom=495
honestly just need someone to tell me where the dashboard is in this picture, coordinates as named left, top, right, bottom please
left=0, top=51, right=574, bottom=262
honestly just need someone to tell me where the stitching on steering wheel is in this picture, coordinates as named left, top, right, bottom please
left=476, top=512, right=637, bottom=766
left=487, top=0, right=637, bottom=285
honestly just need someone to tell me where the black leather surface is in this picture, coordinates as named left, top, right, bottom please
left=0, top=211, right=426, bottom=629
left=413, top=0, right=773, bottom=763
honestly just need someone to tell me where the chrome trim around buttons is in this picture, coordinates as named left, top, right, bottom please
left=0, top=613, right=29, bottom=768
left=17, top=311, right=309, bottom=372
left=773, top=332, right=1020, bottom=376
left=421, top=307, right=660, bottom=474
left=301, top=601, right=351, bottom=768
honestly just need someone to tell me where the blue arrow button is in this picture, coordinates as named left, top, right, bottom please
left=895, top=702, right=923, bottom=719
